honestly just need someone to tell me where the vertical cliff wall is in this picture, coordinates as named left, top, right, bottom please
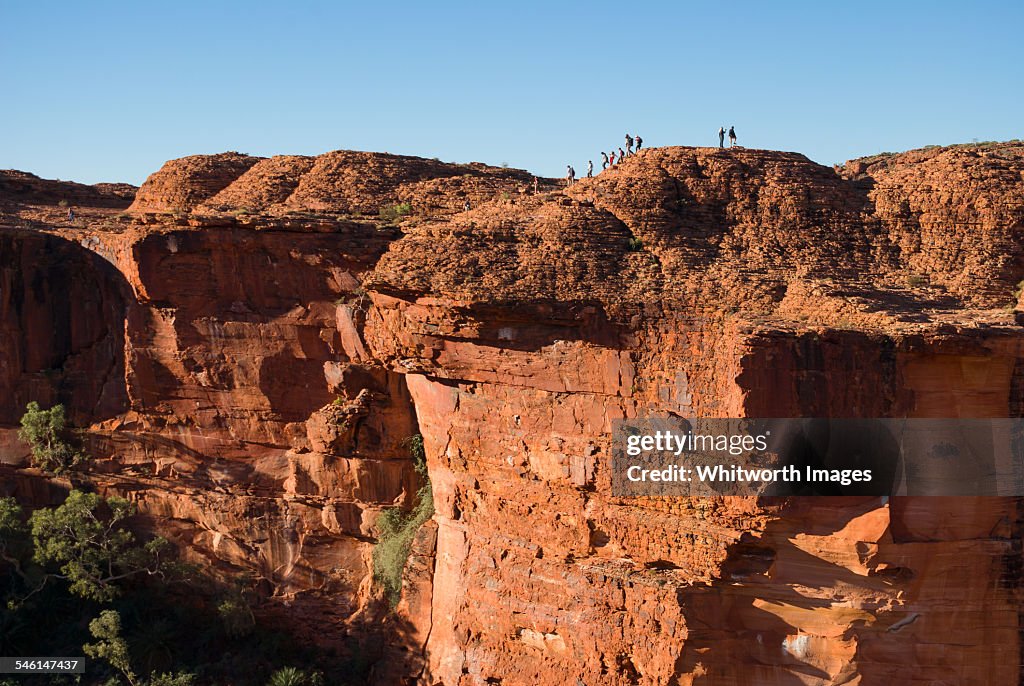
left=359, top=291, right=1022, bottom=686
left=0, top=229, right=129, bottom=428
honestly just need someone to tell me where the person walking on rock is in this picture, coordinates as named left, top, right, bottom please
left=718, top=126, right=725, bottom=148
left=66, top=206, right=75, bottom=221
left=729, top=126, right=737, bottom=146
left=566, top=165, right=576, bottom=187
left=533, top=177, right=540, bottom=194
left=587, top=160, right=593, bottom=178
left=464, top=200, right=472, bottom=211
left=601, top=151, right=609, bottom=170
left=625, top=133, right=634, bottom=156
left=609, top=150, right=616, bottom=166
left=635, top=134, right=642, bottom=152
left=618, top=147, right=626, bottom=163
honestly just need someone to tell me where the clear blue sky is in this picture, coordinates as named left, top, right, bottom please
left=2, top=1, right=1021, bottom=185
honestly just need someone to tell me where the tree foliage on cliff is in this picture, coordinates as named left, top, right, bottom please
left=84, top=609, right=138, bottom=685
left=372, top=434, right=434, bottom=607
left=0, top=490, right=178, bottom=605
left=1, top=489, right=376, bottom=685
left=30, top=490, right=177, bottom=602
left=18, top=401, right=87, bottom=475
left=0, top=498, right=36, bottom=595
left=84, top=609, right=198, bottom=686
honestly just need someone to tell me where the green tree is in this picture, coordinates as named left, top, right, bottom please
left=18, top=402, right=87, bottom=475
left=84, top=610, right=137, bottom=686
left=30, top=490, right=174, bottom=602
left=82, top=611, right=195, bottom=686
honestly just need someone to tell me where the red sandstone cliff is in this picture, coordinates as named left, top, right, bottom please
left=2, top=143, right=1023, bottom=684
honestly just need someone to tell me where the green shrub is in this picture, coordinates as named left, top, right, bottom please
left=217, top=590, right=255, bottom=638
left=404, top=434, right=426, bottom=474
left=147, top=673, right=197, bottom=686
left=627, top=237, right=644, bottom=252
left=18, top=402, right=87, bottom=475
left=267, top=667, right=323, bottom=686
left=372, top=434, right=433, bottom=606
left=378, top=202, right=413, bottom=223
left=906, top=274, right=929, bottom=288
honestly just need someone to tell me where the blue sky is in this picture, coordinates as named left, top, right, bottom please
left=2, top=1, right=1021, bottom=184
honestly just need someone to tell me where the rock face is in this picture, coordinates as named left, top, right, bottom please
left=0, top=230, right=129, bottom=428
left=129, top=150, right=538, bottom=219
left=0, top=169, right=135, bottom=209
left=2, top=143, right=1024, bottom=683
left=128, top=152, right=263, bottom=214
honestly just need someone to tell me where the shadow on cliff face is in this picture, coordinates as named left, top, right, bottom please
left=671, top=497, right=894, bottom=685
left=0, top=228, right=130, bottom=426
left=672, top=494, right=1021, bottom=684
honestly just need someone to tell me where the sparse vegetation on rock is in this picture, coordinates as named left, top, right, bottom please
left=378, top=201, right=412, bottom=223
left=18, top=402, right=87, bottom=475
left=372, top=434, right=434, bottom=606
left=266, top=667, right=323, bottom=686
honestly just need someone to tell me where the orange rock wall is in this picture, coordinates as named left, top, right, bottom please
left=365, top=291, right=1023, bottom=685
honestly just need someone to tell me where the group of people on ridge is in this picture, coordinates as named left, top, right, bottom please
left=564, top=127, right=740, bottom=187
left=566, top=133, right=642, bottom=186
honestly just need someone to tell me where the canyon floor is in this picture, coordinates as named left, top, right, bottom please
left=2, top=142, right=1024, bottom=685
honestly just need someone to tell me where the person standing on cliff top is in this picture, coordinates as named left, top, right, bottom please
left=566, top=165, right=575, bottom=187
left=601, top=151, right=609, bottom=170
left=625, top=133, right=634, bottom=156
left=533, top=177, right=539, bottom=193
left=587, top=160, right=593, bottom=178
left=718, top=127, right=725, bottom=148
left=729, top=126, right=737, bottom=146
left=635, top=134, right=642, bottom=151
